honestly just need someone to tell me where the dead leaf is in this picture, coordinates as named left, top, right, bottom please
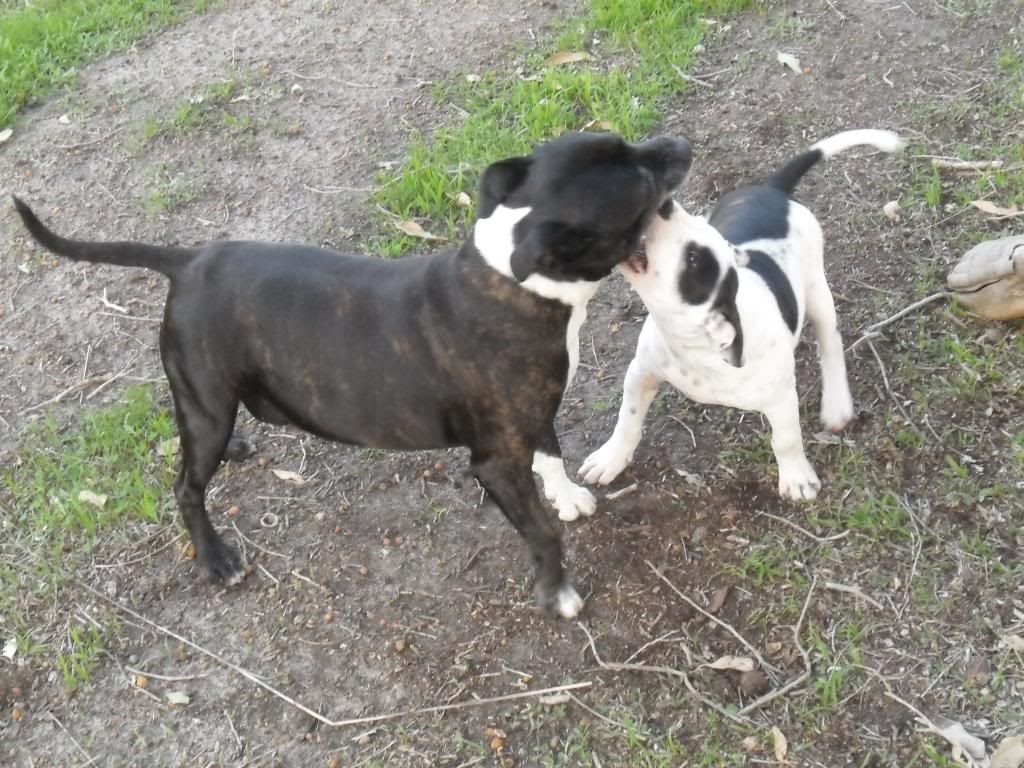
left=3, top=637, right=16, bottom=661
left=707, top=585, right=730, bottom=614
left=991, top=735, right=1024, bottom=768
left=165, top=691, right=190, bottom=706
left=78, top=490, right=108, bottom=509
left=776, top=51, right=802, bottom=74
left=0, top=128, right=12, bottom=143
left=135, top=674, right=150, bottom=689
left=545, top=50, right=591, bottom=66
left=971, top=200, right=1024, bottom=219
left=394, top=220, right=448, bottom=242
left=929, top=717, right=986, bottom=761
left=701, top=655, right=756, bottom=672
left=455, top=191, right=472, bottom=208
left=1004, top=634, right=1024, bottom=653
left=271, top=469, right=306, bottom=485
left=771, top=725, right=788, bottom=764
left=581, top=118, right=615, bottom=132
left=741, top=735, right=760, bottom=752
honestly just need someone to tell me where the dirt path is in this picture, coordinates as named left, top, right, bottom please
left=2, top=0, right=1023, bottom=765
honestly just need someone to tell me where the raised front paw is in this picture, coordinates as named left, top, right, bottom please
left=778, top=458, right=822, bottom=501
left=578, top=440, right=632, bottom=486
left=820, top=389, right=855, bottom=434
left=540, top=582, right=584, bottom=619
left=547, top=481, right=597, bottom=522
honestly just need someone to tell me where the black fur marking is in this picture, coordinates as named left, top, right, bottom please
left=765, top=148, right=824, bottom=194
left=708, top=186, right=790, bottom=245
left=746, top=250, right=799, bottom=334
left=657, top=198, right=674, bottom=220
left=677, top=243, right=720, bottom=305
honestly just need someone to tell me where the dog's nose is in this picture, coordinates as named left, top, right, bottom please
left=638, top=136, right=693, bottom=190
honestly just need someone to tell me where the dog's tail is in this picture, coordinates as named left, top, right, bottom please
left=766, top=129, right=905, bottom=194
left=12, top=196, right=198, bottom=278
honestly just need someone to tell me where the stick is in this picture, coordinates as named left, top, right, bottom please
left=645, top=560, right=782, bottom=677
left=86, top=356, right=138, bottom=400
left=54, top=126, right=122, bottom=151
left=82, top=581, right=587, bottom=727
left=738, top=576, right=816, bottom=714
left=47, top=712, right=93, bottom=764
left=822, top=581, right=885, bottom=611
left=124, top=665, right=208, bottom=682
left=230, top=521, right=287, bottom=559
left=671, top=64, right=715, bottom=90
left=754, top=510, right=850, bottom=544
left=577, top=622, right=752, bottom=725
left=865, top=341, right=926, bottom=441
left=605, top=482, right=638, bottom=501
left=847, top=292, right=951, bottom=351
left=22, top=375, right=110, bottom=413
left=930, top=158, right=1004, bottom=172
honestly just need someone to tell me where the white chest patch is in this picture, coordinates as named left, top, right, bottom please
left=473, top=205, right=599, bottom=388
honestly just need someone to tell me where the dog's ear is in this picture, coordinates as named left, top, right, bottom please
left=510, top=221, right=598, bottom=282
left=709, top=268, right=744, bottom=366
left=478, top=157, right=532, bottom=219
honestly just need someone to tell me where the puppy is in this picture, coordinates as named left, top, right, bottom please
left=14, top=131, right=692, bottom=618
left=579, top=129, right=904, bottom=501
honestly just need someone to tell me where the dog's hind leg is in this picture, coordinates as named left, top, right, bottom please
left=164, top=357, right=246, bottom=584
left=473, top=454, right=582, bottom=618
left=806, top=274, right=854, bottom=433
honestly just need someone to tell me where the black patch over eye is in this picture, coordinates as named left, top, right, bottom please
left=678, top=243, right=720, bottom=305
left=657, top=198, right=674, bottom=220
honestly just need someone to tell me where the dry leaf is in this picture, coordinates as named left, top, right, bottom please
left=135, top=674, right=150, bottom=689
left=991, top=735, right=1024, bottom=768
left=165, top=691, right=190, bottom=706
left=545, top=50, right=591, bottom=66
left=455, top=191, right=472, bottom=208
left=971, top=200, right=1024, bottom=219
left=271, top=469, right=306, bottom=485
left=1004, top=634, right=1024, bottom=652
left=395, top=220, right=448, bottom=242
left=2, top=637, right=16, bottom=661
left=701, top=655, right=756, bottom=672
left=707, top=585, right=730, bottom=614
left=78, top=490, right=108, bottom=509
left=776, top=51, right=802, bottom=74
left=742, top=735, right=760, bottom=752
left=581, top=118, right=615, bottom=132
left=0, top=128, right=12, bottom=143
left=771, top=725, right=788, bottom=764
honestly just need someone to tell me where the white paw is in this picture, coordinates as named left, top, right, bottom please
left=548, top=482, right=597, bottom=522
left=778, top=458, right=821, bottom=501
left=556, top=584, right=584, bottom=619
left=820, top=389, right=854, bottom=433
left=578, top=440, right=632, bottom=486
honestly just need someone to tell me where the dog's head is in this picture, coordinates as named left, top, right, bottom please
left=474, top=132, right=692, bottom=286
left=622, top=199, right=745, bottom=367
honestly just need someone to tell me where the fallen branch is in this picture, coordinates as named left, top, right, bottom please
left=124, top=665, right=207, bottom=683
left=82, top=581, right=588, bottom=727
left=577, top=622, right=753, bottom=726
left=230, top=521, right=287, bottom=559
left=823, top=580, right=885, bottom=611
left=929, top=157, right=1004, bottom=172
left=847, top=292, right=951, bottom=352
left=646, top=560, right=781, bottom=678
left=865, top=340, right=927, bottom=442
left=22, top=374, right=110, bottom=413
left=605, top=482, right=638, bottom=501
left=738, top=576, right=816, bottom=715
left=754, top=510, right=850, bottom=544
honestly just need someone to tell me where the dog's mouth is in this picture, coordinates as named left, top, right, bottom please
left=624, top=237, right=648, bottom=274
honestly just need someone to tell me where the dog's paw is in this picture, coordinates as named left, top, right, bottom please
left=199, top=538, right=249, bottom=586
left=778, top=459, right=822, bottom=501
left=549, top=482, right=597, bottom=522
left=578, top=441, right=632, bottom=486
left=223, top=433, right=258, bottom=462
left=553, top=584, right=584, bottom=619
left=820, top=390, right=855, bottom=433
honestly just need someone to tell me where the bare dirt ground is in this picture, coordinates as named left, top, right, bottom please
left=2, top=0, right=1022, bottom=766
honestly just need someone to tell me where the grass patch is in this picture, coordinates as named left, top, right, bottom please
left=0, top=0, right=215, bottom=128
left=373, top=0, right=755, bottom=254
left=0, top=387, right=176, bottom=677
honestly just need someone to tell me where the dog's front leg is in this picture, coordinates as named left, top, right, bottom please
left=579, top=355, right=662, bottom=486
left=532, top=440, right=596, bottom=522
left=473, top=454, right=583, bottom=618
left=764, top=390, right=821, bottom=501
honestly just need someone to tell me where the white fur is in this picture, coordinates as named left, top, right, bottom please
left=811, top=129, right=906, bottom=158
left=533, top=451, right=596, bottom=521
left=556, top=583, right=584, bottom=618
left=580, top=200, right=853, bottom=501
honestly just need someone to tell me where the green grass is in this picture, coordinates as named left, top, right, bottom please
left=1, top=386, right=176, bottom=675
left=373, top=0, right=755, bottom=254
left=0, top=0, right=215, bottom=129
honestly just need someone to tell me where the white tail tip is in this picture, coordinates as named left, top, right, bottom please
left=812, top=129, right=906, bottom=158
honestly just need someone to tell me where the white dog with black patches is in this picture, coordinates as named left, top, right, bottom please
left=580, top=129, right=904, bottom=500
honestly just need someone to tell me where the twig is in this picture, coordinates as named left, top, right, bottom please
left=847, top=292, right=951, bottom=351
left=605, top=482, right=638, bottom=501
left=225, top=708, right=245, bottom=757
left=230, top=521, right=287, bottom=559
left=22, top=374, right=110, bottom=413
left=822, top=581, right=885, bottom=611
left=824, top=0, right=847, bottom=19
left=124, top=665, right=207, bottom=682
left=567, top=693, right=648, bottom=738
left=645, top=560, right=781, bottom=677
left=929, top=157, right=1004, bottom=172
left=86, top=356, right=138, bottom=400
left=667, top=415, right=697, bottom=448
left=290, top=569, right=329, bottom=592
left=256, top=562, right=281, bottom=585
left=83, top=581, right=590, bottom=727
left=671, top=64, right=715, bottom=90
left=865, top=341, right=927, bottom=441
left=577, top=622, right=753, bottom=725
left=47, top=713, right=93, bottom=764
left=53, top=126, right=122, bottom=151
left=754, top=510, right=850, bottom=544
left=738, top=576, right=816, bottom=714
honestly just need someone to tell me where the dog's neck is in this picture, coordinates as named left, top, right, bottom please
left=473, top=205, right=599, bottom=309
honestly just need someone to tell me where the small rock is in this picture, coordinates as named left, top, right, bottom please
left=11, top=706, right=25, bottom=721
left=965, top=656, right=991, bottom=686
left=256, top=456, right=271, bottom=468
left=291, top=84, right=304, bottom=96
left=740, top=669, right=770, bottom=698
left=105, top=579, right=118, bottom=598
left=226, top=505, right=241, bottom=518
left=394, top=639, right=406, bottom=653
